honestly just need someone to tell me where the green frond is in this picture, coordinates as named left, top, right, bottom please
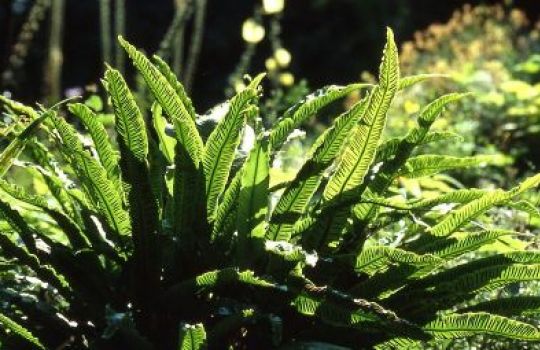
left=0, top=113, right=48, bottom=177
left=509, top=200, right=540, bottom=220
left=52, top=115, right=131, bottom=236
left=211, top=170, right=241, bottom=242
left=269, top=83, right=372, bottom=151
left=429, top=173, right=540, bottom=236
left=267, top=97, right=369, bottom=242
left=104, top=67, right=148, bottom=162
left=349, top=93, right=471, bottom=245
left=354, top=246, right=441, bottom=276
left=68, top=103, right=119, bottom=181
left=398, top=73, right=449, bottom=91
left=204, top=74, right=264, bottom=218
left=418, top=230, right=516, bottom=259
left=459, top=296, right=540, bottom=316
left=178, top=323, right=207, bottom=350
left=105, top=66, right=160, bottom=304
left=119, top=36, right=203, bottom=165
left=322, top=28, right=399, bottom=203
left=398, top=154, right=508, bottom=179
left=0, top=313, right=45, bottom=349
left=424, top=313, right=540, bottom=341
left=0, top=179, right=89, bottom=250
left=237, top=138, right=269, bottom=264
left=151, top=102, right=176, bottom=164
left=378, top=313, right=540, bottom=348
left=152, top=55, right=196, bottom=121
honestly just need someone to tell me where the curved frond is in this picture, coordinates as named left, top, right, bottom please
left=178, top=323, right=206, bottom=350
left=119, top=37, right=203, bottom=166
left=204, top=74, right=264, bottom=218
left=0, top=313, right=45, bottom=349
left=68, top=103, right=119, bottom=181
left=269, top=83, right=372, bottom=151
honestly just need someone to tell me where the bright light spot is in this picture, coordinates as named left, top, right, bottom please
left=265, top=57, right=278, bottom=71
left=242, top=19, right=265, bottom=44
left=279, top=72, right=295, bottom=86
left=274, top=48, right=291, bottom=67
left=263, top=0, right=285, bottom=14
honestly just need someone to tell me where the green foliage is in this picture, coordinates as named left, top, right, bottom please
left=0, top=28, right=540, bottom=350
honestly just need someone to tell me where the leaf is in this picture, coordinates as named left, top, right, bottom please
left=52, top=115, right=131, bottom=236
left=424, top=313, right=540, bottom=341
left=119, top=36, right=203, bottom=166
left=398, top=73, right=449, bottom=91
left=322, top=28, right=399, bottom=204
left=178, top=323, right=207, bottom=350
left=269, top=83, right=372, bottom=151
left=236, top=137, right=269, bottom=265
left=398, top=154, right=508, bottom=179
left=105, top=67, right=160, bottom=306
left=267, top=97, right=369, bottom=242
left=211, top=170, right=241, bottom=242
left=429, top=173, right=540, bottom=236
left=68, top=103, right=119, bottom=181
left=459, top=296, right=540, bottom=316
left=204, top=74, right=264, bottom=218
left=0, top=313, right=45, bottom=349
left=354, top=246, right=441, bottom=276
left=152, top=55, right=196, bottom=121
left=151, top=102, right=176, bottom=164
left=0, top=113, right=48, bottom=177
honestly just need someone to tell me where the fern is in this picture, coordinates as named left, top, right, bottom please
left=0, top=313, right=45, bottom=349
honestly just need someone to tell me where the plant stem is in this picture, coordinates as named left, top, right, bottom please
left=184, top=0, right=207, bottom=92
left=46, top=0, right=65, bottom=103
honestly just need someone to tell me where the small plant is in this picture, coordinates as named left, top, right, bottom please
left=1, top=28, right=540, bottom=349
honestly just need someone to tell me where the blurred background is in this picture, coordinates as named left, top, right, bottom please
left=1, top=0, right=540, bottom=108
left=3, top=0, right=540, bottom=179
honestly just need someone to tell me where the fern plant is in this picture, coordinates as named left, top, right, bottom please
left=1, top=28, right=540, bottom=349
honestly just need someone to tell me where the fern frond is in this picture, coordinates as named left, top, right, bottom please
left=398, top=154, right=508, bottom=179
left=424, top=313, right=540, bottom=341
left=237, top=137, right=269, bottom=264
left=354, top=246, right=441, bottom=276
left=204, top=74, right=264, bottom=218
left=0, top=113, right=48, bottom=177
left=52, top=115, right=131, bottom=236
left=0, top=313, right=45, bottom=349
left=398, top=73, right=449, bottom=90
left=267, top=97, right=369, bottom=242
left=152, top=55, right=196, bottom=121
left=269, top=83, right=372, bottom=151
left=68, top=103, right=119, bottom=181
left=178, top=323, right=207, bottom=350
left=119, top=36, right=203, bottom=165
left=459, top=296, right=540, bottom=316
left=429, top=173, right=540, bottom=236
left=323, top=28, right=399, bottom=203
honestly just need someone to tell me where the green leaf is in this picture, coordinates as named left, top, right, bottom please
left=204, top=74, right=264, bottom=218
left=459, top=296, right=540, bottom=316
left=424, top=313, right=540, bottom=341
left=237, top=137, right=269, bottom=264
left=105, top=67, right=160, bottom=305
left=429, top=173, right=540, bottom=236
left=68, top=103, right=119, bottom=181
left=267, top=97, right=369, bottom=242
left=119, top=36, right=203, bottom=166
left=322, top=28, right=399, bottom=204
left=0, top=113, right=48, bottom=177
left=52, top=115, right=131, bottom=236
left=152, top=55, right=196, bottom=121
left=398, top=154, right=509, bottom=179
left=398, top=73, right=449, bottom=91
left=354, top=246, right=441, bottom=276
left=269, top=83, right=372, bottom=151
left=0, top=313, right=45, bottom=349
left=178, top=323, right=207, bottom=350
left=151, top=102, right=176, bottom=164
